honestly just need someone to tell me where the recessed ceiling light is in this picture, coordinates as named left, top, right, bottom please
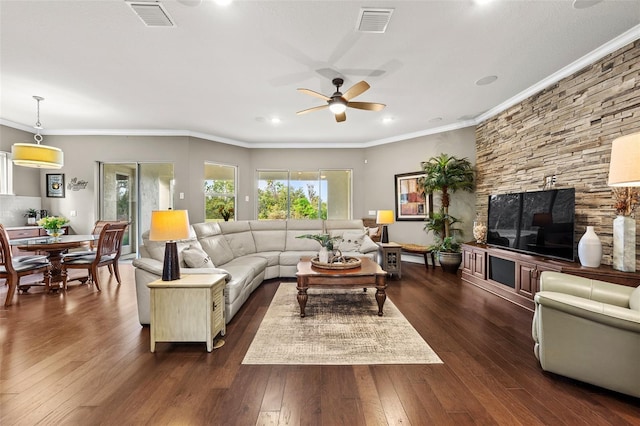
left=429, top=117, right=443, bottom=123
left=475, top=75, right=498, bottom=86
left=270, top=117, right=281, bottom=124
left=215, top=0, right=233, bottom=6
left=474, top=0, right=494, bottom=5
left=382, top=116, right=394, bottom=124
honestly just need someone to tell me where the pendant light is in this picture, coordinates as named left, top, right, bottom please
left=11, top=96, right=64, bottom=169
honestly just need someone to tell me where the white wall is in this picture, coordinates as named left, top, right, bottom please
left=363, top=127, right=477, bottom=247
left=1, top=125, right=477, bottom=247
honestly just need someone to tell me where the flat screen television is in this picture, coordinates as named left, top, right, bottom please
left=486, top=188, right=575, bottom=262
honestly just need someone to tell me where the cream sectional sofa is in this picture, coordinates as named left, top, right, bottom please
left=133, top=219, right=379, bottom=326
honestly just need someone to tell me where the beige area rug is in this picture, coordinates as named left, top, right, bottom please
left=242, top=283, right=443, bottom=365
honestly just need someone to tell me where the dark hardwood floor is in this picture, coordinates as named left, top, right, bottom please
left=1, top=262, right=638, bottom=425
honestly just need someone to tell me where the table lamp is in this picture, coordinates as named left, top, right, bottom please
left=149, top=210, right=190, bottom=281
left=608, top=132, right=640, bottom=186
left=607, top=132, right=640, bottom=273
left=376, top=210, right=395, bottom=243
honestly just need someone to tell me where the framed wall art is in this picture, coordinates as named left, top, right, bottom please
left=46, top=173, right=65, bottom=198
left=394, top=172, right=432, bottom=221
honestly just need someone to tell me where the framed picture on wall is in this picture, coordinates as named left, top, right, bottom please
left=46, top=173, right=65, bottom=198
left=394, top=172, right=432, bottom=221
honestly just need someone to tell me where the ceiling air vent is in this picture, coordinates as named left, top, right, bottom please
left=356, top=8, right=394, bottom=33
left=127, top=1, right=175, bottom=27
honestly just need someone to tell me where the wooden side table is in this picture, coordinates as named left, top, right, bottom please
left=147, top=274, right=226, bottom=352
left=377, top=242, right=402, bottom=278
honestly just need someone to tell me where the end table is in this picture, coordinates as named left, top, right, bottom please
left=147, top=274, right=226, bottom=352
left=377, top=242, right=402, bottom=278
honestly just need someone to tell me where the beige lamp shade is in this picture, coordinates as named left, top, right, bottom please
left=608, top=132, right=640, bottom=186
left=149, top=210, right=190, bottom=241
left=11, top=143, right=64, bottom=169
left=376, top=210, right=395, bottom=224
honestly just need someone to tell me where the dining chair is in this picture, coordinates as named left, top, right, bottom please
left=61, top=222, right=128, bottom=291
left=64, top=220, right=128, bottom=277
left=0, top=224, right=51, bottom=307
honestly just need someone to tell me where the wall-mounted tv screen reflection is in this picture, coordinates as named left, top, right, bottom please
left=487, top=188, right=575, bottom=262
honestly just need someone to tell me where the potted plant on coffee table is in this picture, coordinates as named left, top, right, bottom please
left=419, top=153, right=475, bottom=273
left=297, top=233, right=341, bottom=263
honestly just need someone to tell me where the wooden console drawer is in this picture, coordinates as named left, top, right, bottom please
left=7, top=228, right=41, bottom=239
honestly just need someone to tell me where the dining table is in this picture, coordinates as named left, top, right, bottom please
left=12, top=234, right=97, bottom=292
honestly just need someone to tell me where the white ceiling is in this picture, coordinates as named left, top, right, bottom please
left=1, top=0, right=639, bottom=148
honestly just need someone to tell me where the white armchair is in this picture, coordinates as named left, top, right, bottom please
left=532, top=271, right=640, bottom=398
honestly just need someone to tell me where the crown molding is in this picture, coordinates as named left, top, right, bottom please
left=475, top=23, right=640, bottom=125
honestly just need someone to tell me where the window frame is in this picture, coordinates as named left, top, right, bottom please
left=204, top=162, right=237, bottom=222
left=256, top=168, right=352, bottom=220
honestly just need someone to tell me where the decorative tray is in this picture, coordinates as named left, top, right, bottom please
left=310, top=256, right=362, bottom=270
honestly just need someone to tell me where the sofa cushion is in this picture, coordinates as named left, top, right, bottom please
left=192, top=221, right=222, bottom=238
left=219, top=221, right=257, bottom=257
left=285, top=219, right=324, bottom=251
left=198, top=234, right=235, bottom=266
left=359, top=235, right=379, bottom=253
left=182, top=244, right=216, bottom=268
left=250, top=251, right=281, bottom=267
left=324, top=219, right=365, bottom=234
left=630, top=285, right=640, bottom=311
left=249, top=220, right=287, bottom=252
left=221, top=256, right=268, bottom=305
left=279, top=251, right=318, bottom=266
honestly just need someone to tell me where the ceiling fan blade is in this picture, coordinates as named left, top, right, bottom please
left=296, top=105, right=329, bottom=115
left=347, top=101, right=386, bottom=111
left=335, top=112, right=346, bottom=122
left=297, top=88, right=331, bottom=101
left=342, top=81, right=370, bottom=101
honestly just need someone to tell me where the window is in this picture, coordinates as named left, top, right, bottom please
left=205, top=163, right=236, bottom=222
left=257, top=169, right=352, bottom=220
left=0, top=151, right=13, bottom=195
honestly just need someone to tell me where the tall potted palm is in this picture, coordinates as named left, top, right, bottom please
left=419, top=153, right=475, bottom=273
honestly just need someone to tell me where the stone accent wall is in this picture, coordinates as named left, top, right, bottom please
left=476, top=40, right=640, bottom=269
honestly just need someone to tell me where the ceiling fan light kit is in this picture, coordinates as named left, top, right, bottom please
left=297, top=77, right=385, bottom=123
left=328, top=99, right=347, bottom=114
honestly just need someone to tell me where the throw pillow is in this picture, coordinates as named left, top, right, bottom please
left=367, top=226, right=379, bottom=237
left=359, top=235, right=379, bottom=253
left=182, top=245, right=216, bottom=268
left=629, top=285, right=640, bottom=311
left=338, top=231, right=365, bottom=252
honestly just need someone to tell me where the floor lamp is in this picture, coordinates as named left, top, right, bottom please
left=149, top=210, right=190, bottom=281
left=377, top=210, right=395, bottom=243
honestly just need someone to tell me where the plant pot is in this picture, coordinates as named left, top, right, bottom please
left=319, top=246, right=329, bottom=263
left=45, top=228, right=65, bottom=239
left=438, top=251, right=462, bottom=274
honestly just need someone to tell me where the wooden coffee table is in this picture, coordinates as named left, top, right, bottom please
left=295, top=257, right=387, bottom=317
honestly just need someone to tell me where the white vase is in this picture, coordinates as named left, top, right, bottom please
left=319, top=246, right=329, bottom=263
left=578, top=226, right=602, bottom=268
left=613, top=216, right=636, bottom=272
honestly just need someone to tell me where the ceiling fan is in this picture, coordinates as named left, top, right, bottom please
left=296, top=78, right=386, bottom=122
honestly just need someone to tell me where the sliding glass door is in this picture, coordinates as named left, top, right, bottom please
left=99, top=162, right=174, bottom=256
